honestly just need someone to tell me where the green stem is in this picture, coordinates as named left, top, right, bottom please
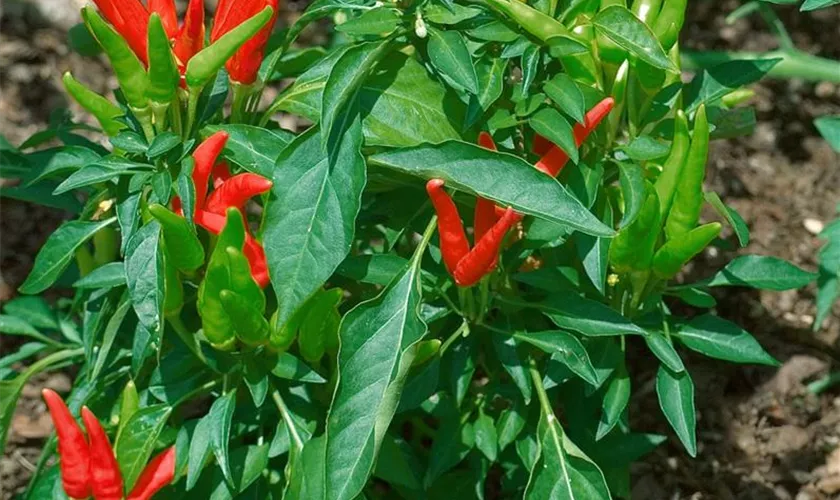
left=681, top=49, right=840, bottom=83
left=528, top=359, right=555, bottom=419
left=23, top=348, right=84, bottom=378
left=439, top=320, right=470, bottom=356
left=184, top=88, right=201, bottom=139
left=756, top=3, right=794, bottom=51
left=134, top=106, right=156, bottom=142
left=272, top=390, right=304, bottom=452
left=172, top=379, right=221, bottom=408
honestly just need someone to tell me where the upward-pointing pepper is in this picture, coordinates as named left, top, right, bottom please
left=210, top=0, right=280, bottom=84
left=42, top=389, right=90, bottom=500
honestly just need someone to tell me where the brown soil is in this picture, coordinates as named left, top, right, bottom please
left=1, top=1, right=839, bottom=499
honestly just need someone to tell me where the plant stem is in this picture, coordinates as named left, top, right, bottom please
left=681, top=49, right=840, bottom=83
left=440, top=320, right=470, bottom=356
left=272, top=390, right=304, bottom=452
left=172, top=379, right=221, bottom=408
left=184, top=88, right=201, bottom=139
left=528, top=359, right=554, bottom=419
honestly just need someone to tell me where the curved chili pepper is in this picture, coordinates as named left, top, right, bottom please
left=193, top=131, right=230, bottom=210
left=195, top=209, right=270, bottom=288
left=126, top=447, right=175, bottom=500
left=204, top=173, right=273, bottom=215
left=172, top=0, right=206, bottom=79
left=652, top=222, right=721, bottom=279
left=474, top=132, right=502, bottom=257
left=453, top=207, right=519, bottom=287
left=665, top=105, right=709, bottom=240
left=62, top=72, right=125, bottom=137
left=213, top=161, right=233, bottom=189
left=220, top=289, right=271, bottom=346
left=186, top=5, right=275, bottom=88
left=210, top=0, right=280, bottom=84
left=42, top=389, right=91, bottom=500
left=149, top=203, right=205, bottom=272
left=654, top=110, right=690, bottom=218
left=91, top=0, right=150, bottom=65
left=146, top=14, right=180, bottom=106
left=534, top=97, right=615, bottom=177
left=148, top=0, right=178, bottom=37
left=81, top=407, right=124, bottom=500
left=532, top=134, right=554, bottom=157
left=609, top=182, right=662, bottom=274
left=426, top=179, right=470, bottom=276
left=652, top=0, right=687, bottom=50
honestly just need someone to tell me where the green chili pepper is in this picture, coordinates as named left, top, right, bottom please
left=62, top=73, right=125, bottom=136
left=608, top=59, right=630, bottom=141
left=117, top=380, right=139, bottom=437
left=219, top=289, right=270, bottom=346
left=93, top=226, right=119, bottom=266
left=269, top=309, right=298, bottom=353
left=185, top=6, right=274, bottom=89
left=631, top=0, right=662, bottom=24
left=721, top=88, right=755, bottom=108
left=651, top=0, right=686, bottom=50
left=485, top=0, right=574, bottom=41
left=411, top=339, right=441, bottom=367
left=665, top=105, right=709, bottom=240
left=148, top=204, right=205, bottom=272
left=163, top=251, right=184, bottom=317
left=298, top=288, right=342, bottom=363
left=653, top=109, right=689, bottom=219
left=653, top=222, right=721, bottom=278
left=609, top=182, right=661, bottom=274
left=224, top=246, right=265, bottom=308
left=81, top=7, right=149, bottom=110
left=146, top=14, right=179, bottom=106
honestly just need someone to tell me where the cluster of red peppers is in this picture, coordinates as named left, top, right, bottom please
left=43, top=389, right=174, bottom=500
left=428, top=97, right=615, bottom=287
left=92, top=0, right=279, bottom=84
left=173, top=131, right=273, bottom=288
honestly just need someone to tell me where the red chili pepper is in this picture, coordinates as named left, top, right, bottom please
left=454, top=207, right=519, bottom=287
left=210, top=0, right=280, bottom=84
left=126, top=447, right=175, bottom=500
left=532, top=133, right=553, bottom=157
left=426, top=179, right=470, bottom=276
left=204, top=173, right=273, bottom=215
left=213, top=161, right=233, bottom=189
left=534, top=97, right=615, bottom=177
left=173, top=0, right=206, bottom=76
left=81, top=407, right=124, bottom=500
left=192, top=131, right=230, bottom=211
left=42, top=389, right=91, bottom=500
left=91, top=0, right=150, bottom=65
left=148, top=0, right=178, bottom=37
left=195, top=209, right=270, bottom=288
left=475, top=132, right=503, bottom=269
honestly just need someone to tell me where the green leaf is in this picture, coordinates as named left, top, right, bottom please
left=656, top=365, right=697, bottom=457
left=322, top=236, right=428, bottom=500
left=667, top=287, right=717, bottom=308
left=425, top=3, right=482, bottom=24
left=704, top=191, right=749, bottom=247
left=335, top=254, right=410, bottom=286
left=674, top=314, right=778, bottom=366
left=530, top=108, right=579, bottom=164
left=368, top=141, right=614, bottom=237
left=490, top=333, right=532, bottom=403
left=684, top=58, right=781, bottom=113
left=425, top=400, right=475, bottom=486
left=474, top=412, right=498, bottom=462
left=593, top=6, right=674, bottom=71
left=146, top=132, right=181, bottom=159
left=125, top=221, right=164, bottom=336
left=373, top=435, right=423, bottom=491
left=621, top=136, right=669, bottom=161
left=336, top=8, right=401, bottom=36
left=211, top=389, right=237, bottom=485
left=427, top=27, right=479, bottom=95
left=26, top=146, right=102, bottom=185
left=90, top=292, right=131, bottom=381
left=695, top=255, right=816, bottom=291
left=596, top=363, right=630, bottom=440
left=54, top=157, right=152, bottom=194
left=202, top=124, right=295, bottom=177
left=20, top=218, right=116, bottom=294
left=186, top=414, right=213, bottom=490
left=272, top=352, right=327, bottom=384
left=467, top=20, right=520, bottom=42
left=73, top=261, right=126, bottom=289
left=643, top=333, right=684, bottom=372
left=616, top=162, right=645, bottom=228
left=801, top=0, right=840, bottom=11
left=514, top=331, right=598, bottom=386
left=466, top=57, right=507, bottom=127
left=544, top=74, right=585, bottom=124
left=3, top=296, right=59, bottom=330
left=0, top=315, right=58, bottom=346
left=114, top=404, right=172, bottom=491
left=814, top=115, right=840, bottom=152
left=264, top=123, right=366, bottom=328
left=510, top=295, right=646, bottom=337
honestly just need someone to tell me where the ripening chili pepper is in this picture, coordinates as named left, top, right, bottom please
left=42, top=389, right=91, bottom=500
left=211, top=0, right=280, bottom=85
left=91, top=0, right=150, bottom=64
left=654, top=109, right=690, bottom=219
left=475, top=132, right=501, bottom=244
left=81, top=407, right=124, bottom=500
left=213, top=161, right=233, bottom=189
left=193, top=131, right=230, bottom=211
left=454, top=207, right=519, bottom=287
left=534, top=97, right=615, bottom=177
left=62, top=73, right=125, bottom=137
left=194, top=209, right=270, bottom=288
left=220, top=289, right=271, bottom=346
left=609, top=182, right=662, bottom=274
left=204, top=173, right=273, bottom=215
left=148, top=0, right=178, bottom=37
left=146, top=14, right=180, bottom=106
left=173, top=0, right=206, bottom=75
left=82, top=7, right=150, bottom=111
left=186, top=6, right=275, bottom=89
left=126, top=447, right=175, bottom=500
left=149, top=203, right=205, bottom=272
left=426, top=179, right=470, bottom=276
left=652, top=222, right=721, bottom=278
left=665, top=105, right=709, bottom=240
left=652, top=0, right=686, bottom=50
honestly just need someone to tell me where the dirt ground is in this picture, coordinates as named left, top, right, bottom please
left=2, top=1, right=840, bottom=499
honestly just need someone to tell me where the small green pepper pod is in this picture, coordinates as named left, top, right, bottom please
left=163, top=251, right=184, bottom=317
left=630, top=0, right=663, bottom=24
left=652, top=222, right=721, bottom=278
left=62, top=73, right=125, bottom=136
left=665, top=105, right=710, bottom=240
left=411, top=339, right=441, bottom=368
left=654, top=109, right=690, bottom=219
left=609, top=182, right=662, bottom=274
left=146, top=14, right=180, bottom=106
left=224, top=246, right=265, bottom=309
left=651, top=0, right=686, bottom=50
left=220, top=289, right=270, bottom=346
left=148, top=203, right=205, bottom=272
left=485, top=0, right=574, bottom=42
left=185, top=6, right=274, bottom=89
left=81, top=7, right=149, bottom=110
left=269, top=309, right=298, bottom=353
left=298, top=288, right=342, bottom=363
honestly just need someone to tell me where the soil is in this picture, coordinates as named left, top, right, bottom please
left=1, top=1, right=839, bottom=499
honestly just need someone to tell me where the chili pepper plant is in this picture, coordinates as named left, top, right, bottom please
left=0, top=0, right=820, bottom=498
